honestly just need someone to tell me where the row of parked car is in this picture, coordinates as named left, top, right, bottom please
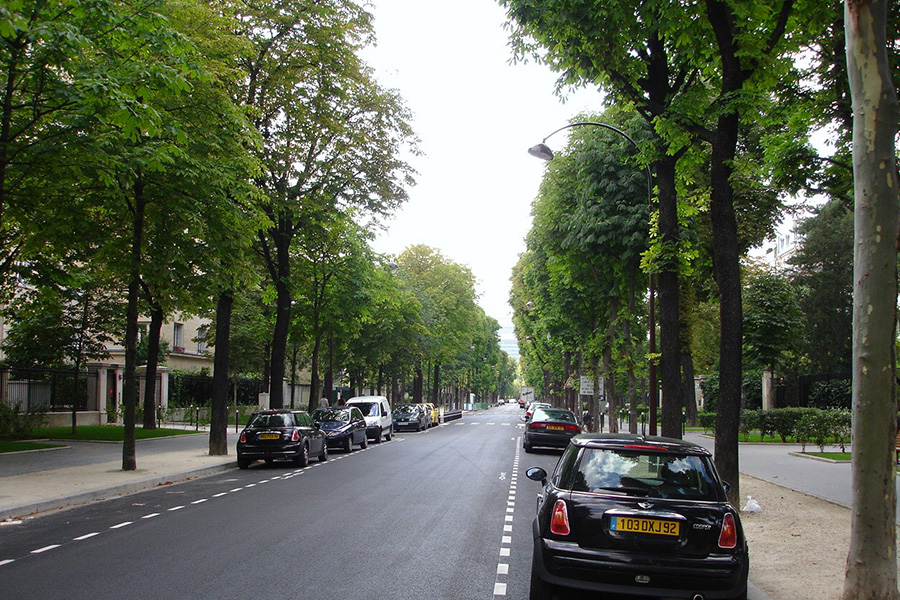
left=236, top=395, right=440, bottom=469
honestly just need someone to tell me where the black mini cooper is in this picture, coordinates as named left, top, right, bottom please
left=237, top=409, right=327, bottom=469
left=526, top=433, right=748, bottom=600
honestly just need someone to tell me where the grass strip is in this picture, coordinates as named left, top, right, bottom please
left=0, top=440, right=64, bottom=454
left=805, top=451, right=851, bottom=461
left=31, top=425, right=198, bottom=442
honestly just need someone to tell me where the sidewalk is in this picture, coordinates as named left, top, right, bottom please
left=0, top=429, right=237, bottom=522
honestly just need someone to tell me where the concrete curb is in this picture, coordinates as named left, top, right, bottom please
left=2, top=461, right=236, bottom=522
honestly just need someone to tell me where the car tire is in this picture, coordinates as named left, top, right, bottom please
left=373, top=427, right=382, bottom=443
left=344, top=435, right=353, bottom=452
left=524, top=441, right=533, bottom=453
left=237, top=457, right=251, bottom=469
left=359, top=435, right=368, bottom=449
left=528, top=568, right=556, bottom=600
left=385, top=426, right=392, bottom=441
left=318, top=442, right=328, bottom=462
left=294, top=443, right=309, bottom=467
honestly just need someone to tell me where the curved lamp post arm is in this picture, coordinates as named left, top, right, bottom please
left=528, top=121, right=652, bottom=211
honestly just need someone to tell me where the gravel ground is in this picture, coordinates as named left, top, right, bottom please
left=740, top=474, right=900, bottom=600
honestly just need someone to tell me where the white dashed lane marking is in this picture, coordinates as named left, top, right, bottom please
left=2, top=433, right=401, bottom=566
left=494, top=441, right=520, bottom=596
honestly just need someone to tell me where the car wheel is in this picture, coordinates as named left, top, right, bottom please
left=344, top=435, right=353, bottom=452
left=318, top=442, right=328, bottom=462
left=359, top=435, right=368, bottom=449
left=237, top=457, right=251, bottom=469
left=385, top=426, right=392, bottom=441
left=373, top=427, right=382, bottom=443
left=524, top=441, right=533, bottom=453
left=294, top=443, right=309, bottom=467
left=528, top=568, right=557, bottom=600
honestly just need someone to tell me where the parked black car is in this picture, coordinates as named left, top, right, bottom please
left=393, top=404, right=428, bottom=431
left=312, top=406, right=368, bottom=452
left=237, top=410, right=327, bottom=469
left=523, top=407, right=582, bottom=452
left=526, top=433, right=748, bottom=600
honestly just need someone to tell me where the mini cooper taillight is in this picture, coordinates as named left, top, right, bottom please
left=718, top=512, right=738, bottom=548
left=291, top=430, right=300, bottom=442
left=550, top=500, right=571, bottom=535
left=239, top=432, right=246, bottom=443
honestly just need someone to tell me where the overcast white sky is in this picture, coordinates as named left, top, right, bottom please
left=362, top=0, right=600, bottom=352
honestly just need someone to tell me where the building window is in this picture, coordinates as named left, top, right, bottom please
left=197, top=325, right=207, bottom=354
left=173, top=323, right=184, bottom=353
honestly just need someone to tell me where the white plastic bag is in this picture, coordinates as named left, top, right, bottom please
left=742, top=495, right=761, bottom=513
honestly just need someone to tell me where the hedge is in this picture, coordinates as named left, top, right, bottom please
left=698, top=407, right=857, bottom=449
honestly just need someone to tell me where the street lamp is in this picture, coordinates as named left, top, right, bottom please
left=529, top=121, right=658, bottom=435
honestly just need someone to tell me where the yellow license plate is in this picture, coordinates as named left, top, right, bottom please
left=611, top=516, right=680, bottom=536
left=259, top=433, right=280, bottom=440
left=547, top=425, right=564, bottom=431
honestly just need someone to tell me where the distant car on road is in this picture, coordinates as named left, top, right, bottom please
left=418, top=402, right=439, bottom=427
left=526, top=433, right=748, bottom=600
left=523, top=407, right=582, bottom=453
left=346, top=395, right=393, bottom=442
left=237, top=409, right=328, bottom=469
left=523, top=402, right=551, bottom=422
left=312, top=406, right=368, bottom=452
left=393, top=404, right=429, bottom=431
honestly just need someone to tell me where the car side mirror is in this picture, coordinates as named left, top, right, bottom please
left=526, top=467, right=548, bottom=485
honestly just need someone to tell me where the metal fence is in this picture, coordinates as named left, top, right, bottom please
left=168, top=373, right=264, bottom=407
left=1, top=367, right=97, bottom=412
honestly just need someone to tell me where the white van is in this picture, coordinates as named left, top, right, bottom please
left=345, top=396, right=393, bottom=443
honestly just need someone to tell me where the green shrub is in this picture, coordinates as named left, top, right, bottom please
left=827, top=409, right=852, bottom=452
left=700, top=374, right=719, bottom=413
left=739, top=410, right=761, bottom=441
left=795, top=410, right=831, bottom=452
left=757, top=409, right=776, bottom=441
left=698, top=412, right=717, bottom=433
left=0, top=402, right=48, bottom=439
left=769, top=407, right=814, bottom=442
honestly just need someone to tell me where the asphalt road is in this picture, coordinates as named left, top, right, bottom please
left=1, top=404, right=564, bottom=600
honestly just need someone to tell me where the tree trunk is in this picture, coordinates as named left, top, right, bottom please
left=122, top=179, right=146, bottom=472
left=308, top=334, right=321, bottom=412
left=432, top=363, right=440, bottom=405
left=269, top=276, right=290, bottom=408
left=842, top=0, right=900, bottom=597
left=624, top=273, right=638, bottom=434
left=209, top=291, right=233, bottom=456
left=413, top=363, right=423, bottom=403
left=142, top=304, right=163, bottom=430
left=657, top=153, right=683, bottom=439
left=604, top=297, right=619, bottom=433
left=323, top=335, right=334, bottom=404
left=706, top=0, right=746, bottom=506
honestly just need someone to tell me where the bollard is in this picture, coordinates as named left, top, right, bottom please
left=195, top=406, right=200, bottom=431
left=235, top=409, right=239, bottom=433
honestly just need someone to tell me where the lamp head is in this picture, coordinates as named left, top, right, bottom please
left=527, top=143, right=554, bottom=161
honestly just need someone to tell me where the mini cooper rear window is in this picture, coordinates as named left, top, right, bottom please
left=571, top=448, right=718, bottom=501
left=248, top=413, right=293, bottom=428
